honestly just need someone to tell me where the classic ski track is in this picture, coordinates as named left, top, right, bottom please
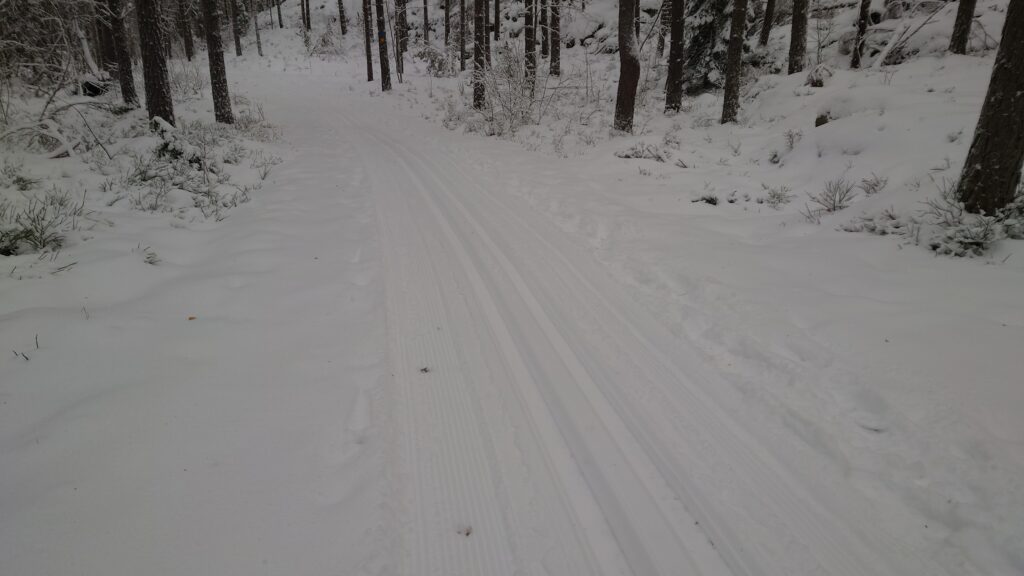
left=353, top=102, right=952, bottom=576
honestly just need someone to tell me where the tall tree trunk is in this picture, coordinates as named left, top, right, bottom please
left=136, top=0, right=175, bottom=124
left=541, top=0, right=549, bottom=57
left=850, top=0, right=869, bottom=68
left=614, top=0, right=640, bottom=131
left=277, top=0, right=283, bottom=27
left=634, top=0, right=640, bottom=38
left=445, top=0, right=451, bottom=45
left=664, top=0, right=685, bottom=111
left=949, top=0, right=977, bottom=54
left=655, top=0, right=669, bottom=62
left=339, top=0, right=349, bottom=34
left=179, top=0, right=196, bottom=60
left=300, top=0, right=307, bottom=26
left=720, top=0, right=747, bottom=123
left=484, top=0, right=491, bottom=64
left=106, top=0, right=139, bottom=106
left=525, top=0, right=536, bottom=88
left=228, top=0, right=243, bottom=55
left=758, top=0, right=774, bottom=45
left=397, top=0, right=408, bottom=54
left=305, top=0, right=312, bottom=29
left=550, top=0, right=560, bottom=74
left=473, top=0, right=486, bottom=108
left=956, top=0, right=1024, bottom=215
left=250, top=0, right=264, bottom=55
left=200, top=0, right=233, bottom=123
left=494, top=0, right=500, bottom=39
left=423, top=0, right=429, bottom=42
left=375, top=0, right=392, bottom=90
left=460, top=0, right=467, bottom=69
left=788, top=0, right=807, bottom=73
left=364, top=0, right=374, bottom=80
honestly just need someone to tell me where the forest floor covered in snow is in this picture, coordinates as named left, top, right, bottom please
left=2, top=1, right=1023, bottom=575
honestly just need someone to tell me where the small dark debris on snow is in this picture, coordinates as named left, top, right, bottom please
left=420, top=367, right=431, bottom=373
left=456, top=524, right=472, bottom=537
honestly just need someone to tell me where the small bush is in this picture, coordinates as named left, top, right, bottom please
left=804, top=177, right=858, bottom=221
left=763, top=184, right=794, bottom=209
left=858, top=173, right=888, bottom=196
left=615, top=141, right=668, bottom=162
left=693, top=194, right=719, bottom=206
left=0, top=186, right=84, bottom=255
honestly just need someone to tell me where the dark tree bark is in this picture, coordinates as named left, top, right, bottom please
left=473, top=0, right=486, bottom=108
left=364, top=0, right=374, bottom=80
left=550, top=0, right=560, bottom=75
left=850, top=0, right=870, bottom=68
left=614, top=0, right=640, bottom=131
left=250, top=0, right=263, bottom=55
left=541, top=0, right=549, bottom=57
left=460, top=0, right=467, bottom=70
left=136, top=0, right=175, bottom=124
left=445, top=0, right=451, bottom=44
left=484, top=0, right=491, bottom=65
left=956, top=0, right=1024, bottom=215
left=339, top=0, right=349, bottom=34
left=304, top=0, right=312, bottom=29
left=525, top=0, right=536, bottom=88
left=106, top=0, right=139, bottom=106
left=949, top=0, right=977, bottom=54
left=375, top=0, right=392, bottom=90
left=664, top=0, right=685, bottom=111
left=277, top=0, right=283, bottom=27
left=788, top=0, right=807, bottom=73
left=720, top=0, right=747, bottom=123
left=200, top=0, right=233, bottom=123
left=494, top=0, right=500, bottom=39
left=300, top=0, right=307, bottom=26
left=758, top=0, right=774, bottom=46
left=227, top=0, right=243, bottom=56
left=179, top=0, right=195, bottom=60
left=423, top=0, right=429, bottom=42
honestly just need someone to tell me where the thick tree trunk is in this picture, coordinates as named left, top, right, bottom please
left=136, top=0, right=175, bottom=124
left=550, top=0, right=560, bottom=75
left=250, top=0, right=264, bottom=55
left=375, top=0, right=392, bottom=90
left=277, top=0, right=283, bottom=27
left=494, top=0, right=500, bottom=39
left=473, top=0, right=486, bottom=108
left=179, top=0, right=195, bottom=60
left=664, top=0, right=685, bottom=111
left=339, top=0, right=348, bottom=34
left=614, top=0, right=641, bottom=131
left=200, top=0, right=233, bottom=123
left=956, top=0, right=1024, bottom=214
left=720, top=0, right=747, bottom=123
left=851, top=0, right=870, bottom=68
left=396, top=0, right=408, bottom=55
left=364, top=0, right=374, bottom=80
left=949, top=0, right=977, bottom=54
left=106, top=0, right=139, bottom=106
left=788, top=0, right=807, bottom=73
left=541, top=0, right=549, bottom=57
left=304, top=0, right=312, bottom=29
left=758, top=0, right=774, bottom=46
left=460, top=0, right=467, bottom=70
left=525, top=0, right=536, bottom=88
left=445, top=0, right=451, bottom=44
left=484, top=0, right=491, bottom=65
left=423, top=0, right=429, bottom=42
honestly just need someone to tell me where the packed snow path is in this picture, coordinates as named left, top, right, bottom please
left=303, top=87, right=956, bottom=575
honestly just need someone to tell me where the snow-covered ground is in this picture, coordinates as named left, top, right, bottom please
left=2, top=2, right=1022, bottom=575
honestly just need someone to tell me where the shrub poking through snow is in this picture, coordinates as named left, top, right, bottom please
left=0, top=186, right=84, bottom=255
left=693, top=194, right=719, bottom=205
left=762, top=184, right=795, bottom=209
left=803, top=176, right=859, bottom=221
left=615, top=141, right=668, bottom=162
left=858, top=173, right=889, bottom=196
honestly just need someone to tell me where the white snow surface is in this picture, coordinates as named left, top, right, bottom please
left=2, top=4, right=1023, bottom=576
